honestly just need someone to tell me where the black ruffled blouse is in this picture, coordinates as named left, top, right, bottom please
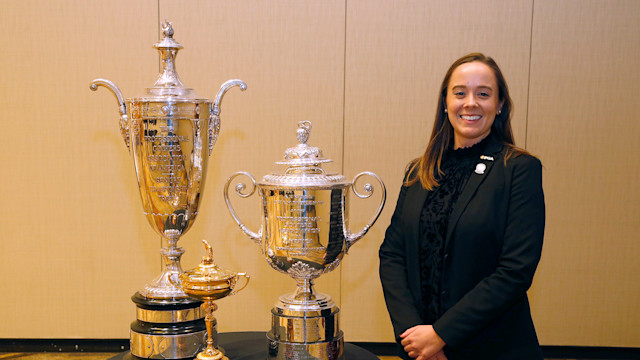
left=419, top=135, right=491, bottom=324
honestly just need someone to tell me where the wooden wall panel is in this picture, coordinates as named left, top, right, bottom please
left=0, top=0, right=158, bottom=338
left=527, top=0, right=640, bottom=347
left=157, top=0, right=346, bottom=333
left=1, top=0, right=639, bottom=348
left=341, top=0, right=534, bottom=342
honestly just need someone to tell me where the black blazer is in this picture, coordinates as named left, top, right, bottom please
left=379, top=138, right=545, bottom=360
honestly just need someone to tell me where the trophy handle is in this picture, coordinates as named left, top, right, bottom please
left=345, top=171, right=387, bottom=252
left=167, top=272, right=182, bottom=289
left=209, top=79, right=247, bottom=155
left=90, top=79, right=131, bottom=151
left=224, top=171, right=262, bottom=244
left=230, top=273, right=250, bottom=296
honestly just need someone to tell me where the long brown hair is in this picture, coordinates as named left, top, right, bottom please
left=406, top=53, right=528, bottom=190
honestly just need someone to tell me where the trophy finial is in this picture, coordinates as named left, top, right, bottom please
left=275, top=121, right=331, bottom=167
left=152, top=20, right=184, bottom=89
left=161, top=20, right=174, bottom=38
left=202, top=239, right=213, bottom=264
left=296, top=121, right=312, bottom=144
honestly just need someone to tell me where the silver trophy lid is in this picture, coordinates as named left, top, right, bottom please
left=136, top=20, right=204, bottom=101
left=260, top=121, right=348, bottom=187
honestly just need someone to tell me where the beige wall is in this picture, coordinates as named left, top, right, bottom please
left=1, top=0, right=638, bottom=347
left=527, top=0, right=640, bottom=347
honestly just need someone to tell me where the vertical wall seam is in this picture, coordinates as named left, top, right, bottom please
left=157, top=0, right=162, bottom=272
left=339, top=0, right=348, bottom=311
left=525, top=0, right=535, bottom=150
left=342, top=0, right=347, bottom=175
left=157, top=0, right=161, bottom=74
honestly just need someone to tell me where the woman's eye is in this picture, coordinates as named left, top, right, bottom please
left=479, top=92, right=490, bottom=98
left=454, top=91, right=465, bottom=97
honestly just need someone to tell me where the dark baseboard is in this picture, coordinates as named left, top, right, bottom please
left=0, top=339, right=129, bottom=353
left=351, top=342, right=640, bottom=359
left=542, top=345, right=640, bottom=359
left=1, top=339, right=639, bottom=359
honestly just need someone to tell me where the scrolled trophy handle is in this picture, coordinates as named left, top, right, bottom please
left=209, top=79, right=248, bottom=155
left=167, top=272, right=182, bottom=289
left=345, top=171, right=387, bottom=252
left=224, top=171, right=262, bottom=244
left=90, top=79, right=131, bottom=151
left=230, top=273, right=250, bottom=296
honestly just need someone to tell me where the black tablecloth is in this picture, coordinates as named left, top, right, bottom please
left=110, top=331, right=378, bottom=360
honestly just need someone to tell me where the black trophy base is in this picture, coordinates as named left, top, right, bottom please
left=129, top=292, right=211, bottom=359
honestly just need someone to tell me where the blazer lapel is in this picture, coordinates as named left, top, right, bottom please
left=445, top=139, right=503, bottom=249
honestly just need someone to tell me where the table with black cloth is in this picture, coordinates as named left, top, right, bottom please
left=110, top=331, right=379, bottom=360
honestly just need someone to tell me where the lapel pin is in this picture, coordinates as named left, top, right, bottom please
left=480, top=155, right=494, bottom=161
left=475, top=163, right=487, bottom=175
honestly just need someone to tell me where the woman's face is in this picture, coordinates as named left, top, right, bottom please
left=446, top=61, right=504, bottom=149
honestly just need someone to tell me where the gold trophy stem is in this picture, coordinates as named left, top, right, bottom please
left=199, top=301, right=226, bottom=360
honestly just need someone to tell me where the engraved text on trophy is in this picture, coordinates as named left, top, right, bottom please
left=134, top=104, right=208, bottom=236
left=265, top=189, right=346, bottom=270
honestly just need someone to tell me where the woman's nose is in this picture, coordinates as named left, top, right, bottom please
left=464, top=95, right=478, bottom=108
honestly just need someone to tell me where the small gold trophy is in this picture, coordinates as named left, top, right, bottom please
left=173, top=240, right=250, bottom=360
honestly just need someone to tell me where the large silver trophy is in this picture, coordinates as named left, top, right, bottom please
left=91, top=21, right=246, bottom=359
left=224, top=121, right=386, bottom=360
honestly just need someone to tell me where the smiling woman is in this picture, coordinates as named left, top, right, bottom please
left=446, top=61, right=504, bottom=149
left=379, top=53, right=545, bottom=360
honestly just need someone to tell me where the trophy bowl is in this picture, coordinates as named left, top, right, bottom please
left=224, top=121, right=386, bottom=360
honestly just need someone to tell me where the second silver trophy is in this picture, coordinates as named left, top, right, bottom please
left=224, top=121, right=386, bottom=360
